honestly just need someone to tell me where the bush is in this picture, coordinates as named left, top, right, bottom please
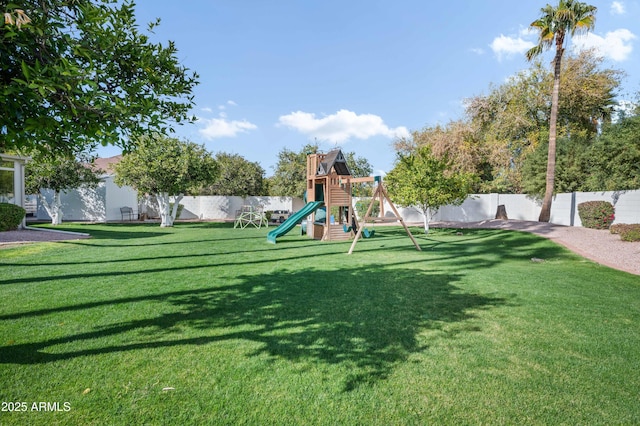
left=621, top=226, right=640, bottom=242
left=169, top=203, right=184, bottom=219
left=0, top=203, right=26, bottom=231
left=355, top=199, right=380, bottom=219
left=609, top=223, right=624, bottom=234
left=577, top=201, right=615, bottom=230
left=610, top=224, right=640, bottom=242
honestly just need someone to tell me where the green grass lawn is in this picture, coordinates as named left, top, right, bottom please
left=1, top=222, right=639, bottom=425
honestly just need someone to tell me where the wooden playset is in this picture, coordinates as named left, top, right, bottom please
left=304, top=149, right=421, bottom=253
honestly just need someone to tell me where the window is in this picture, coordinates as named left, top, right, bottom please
left=0, top=160, right=15, bottom=203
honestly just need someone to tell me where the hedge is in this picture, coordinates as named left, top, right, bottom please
left=0, top=203, right=26, bottom=231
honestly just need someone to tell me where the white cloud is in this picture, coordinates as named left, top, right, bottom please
left=490, top=34, right=535, bottom=61
left=611, top=1, right=625, bottom=15
left=470, top=47, right=485, bottom=55
left=277, top=109, right=409, bottom=143
left=198, top=117, right=257, bottom=139
left=201, top=107, right=213, bottom=113
left=227, top=100, right=238, bottom=107
left=572, top=29, right=636, bottom=61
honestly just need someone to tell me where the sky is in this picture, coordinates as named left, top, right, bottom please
left=99, top=0, right=640, bottom=176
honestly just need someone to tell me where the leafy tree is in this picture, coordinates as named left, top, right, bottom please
left=465, top=69, right=548, bottom=193
left=465, top=50, right=619, bottom=193
left=526, top=0, right=597, bottom=222
left=395, top=120, right=494, bottom=192
left=270, top=144, right=318, bottom=198
left=270, top=144, right=373, bottom=199
left=344, top=151, right=373, bottom=197
left=24, top=150, right=101, bottom=225
left=384, top=146, right=476, bottom=234
left=344, top=151, right=373, bottom=178
left=114, top=135, right=217, bottom=227
left=1, top=1, right=198, bottom=155
left=521, top=135, right=590, bottom=196
left=202, top=153, right=266, bottom=197
left=583, top=114, right=640, bottom=191
left=557, top=50, right=621, bottom=136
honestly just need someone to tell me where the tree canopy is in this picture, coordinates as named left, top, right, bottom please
left=269, top=144, right=374, bottom=198
left=269, top=144, right=318, bottom=198
left=426, top=50, right=622, bottom=194
left=1, top=1, right=198, bottom=155
left=202, top=153, right=267, bottom=197
left=114, top=135, right=217, bottom=227
left=385, top=145, right=476, bottom=233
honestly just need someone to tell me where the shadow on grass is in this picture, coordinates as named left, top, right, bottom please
left=1, top=225, right=574, bottom=390
left=55, top=222, right=273, bottom=247
left=0, top=265, right=506, bottom=391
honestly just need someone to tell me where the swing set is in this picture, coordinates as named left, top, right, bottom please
left=292, top=149, right=420, bottom=254
left=346, top=176, right=421, bottom=255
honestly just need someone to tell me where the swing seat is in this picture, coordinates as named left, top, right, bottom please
left=363, top=228, right=375, bottom=238
left=343, top=224, right=352, bottom=233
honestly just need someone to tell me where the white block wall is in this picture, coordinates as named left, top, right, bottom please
left=179, top=196, right=303, bottom=220
left=33, top=183, right=640, bottom=227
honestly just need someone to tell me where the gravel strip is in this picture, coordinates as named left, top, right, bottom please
left=0, top=228, right=91, bottom=245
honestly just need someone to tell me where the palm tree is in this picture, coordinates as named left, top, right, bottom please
left=526, top=0, right=597, bottom=222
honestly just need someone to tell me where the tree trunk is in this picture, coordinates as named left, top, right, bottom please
left=495, top=204, right=508, bottom=220
left=539, top=45, right=564, bottom=223
left=171, top=194, right=184, bottom=223
left=422, top=206, right=431, bottom=234
left=39, top=190, right=63, bottom=225
left=157, top=192, right=173, bottom=227
left=157, top=193, right=184, bottom=227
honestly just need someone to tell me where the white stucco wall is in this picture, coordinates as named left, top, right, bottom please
left=30, top=184, right=640, bottom=227
left=179, top=196, right=303, bottom=220
left=419, top=190, right=640, bottom=227
left=36, top=175, right=137, bottom=222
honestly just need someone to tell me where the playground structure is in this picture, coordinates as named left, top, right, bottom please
left=305, top=149, right=356, bottom=242
left=267, top=148, right=421, bottom=253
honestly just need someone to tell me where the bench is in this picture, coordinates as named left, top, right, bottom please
left=120, top=206, right=137, bottom=221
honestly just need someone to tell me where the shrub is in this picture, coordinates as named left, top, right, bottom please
left=0, top=203, right=26, bottom=231
left=577, top=201, right=615, bottom=230
left=610, top=223, right=624, bottom=234
left=169, top=203, right=184, bottom=219
left=610, top=224, right=640, bottom=242
left=620, top=226, right=640, bottom=242
left=355, top=199, right=380, bottom=219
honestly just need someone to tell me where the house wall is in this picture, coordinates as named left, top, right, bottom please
left=0, top=153, right=29, bottom=228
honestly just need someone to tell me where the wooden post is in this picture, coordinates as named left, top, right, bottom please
left=348, top=184, right=380, bottom=254
left=379, top=183, right=421, bottom=252
left=348, top=181, right=421, bottom=254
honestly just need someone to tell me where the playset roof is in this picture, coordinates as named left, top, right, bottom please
left=316, top=149, right=351, bottom=176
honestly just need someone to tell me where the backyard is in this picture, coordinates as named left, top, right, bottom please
left=1, top=223, right=639, bottom=424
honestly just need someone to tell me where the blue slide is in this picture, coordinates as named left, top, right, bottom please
left=267, top=201, right=324, bottom=244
